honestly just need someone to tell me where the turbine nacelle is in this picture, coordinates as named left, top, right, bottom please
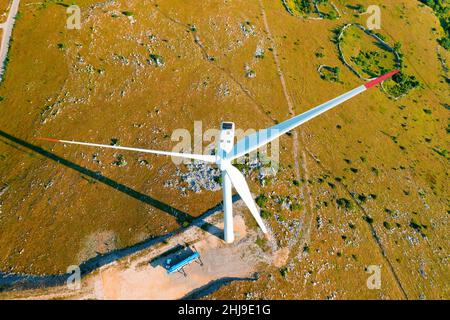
left=217, top=122, right=234, bottom=170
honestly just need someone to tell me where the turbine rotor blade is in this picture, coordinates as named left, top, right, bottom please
left=36, top=137, right=216, bottom=163
left=226, top=70, right=400, bottom=161
left=225, top=165, right=268, bottom=233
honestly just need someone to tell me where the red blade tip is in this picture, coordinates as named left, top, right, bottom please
left=36, top=137, right=60, bottom=143
left=364, top=69, right=399, bottom=89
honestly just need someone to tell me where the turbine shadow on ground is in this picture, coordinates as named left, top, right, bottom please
left=181, top=273, right=259, bottom=300
left=0, top=130, right=240, bottom=292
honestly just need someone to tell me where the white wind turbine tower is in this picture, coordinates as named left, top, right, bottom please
left=38, top=70, right=399, bottom=243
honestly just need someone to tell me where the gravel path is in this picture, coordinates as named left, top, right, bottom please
left=258, top=0, right=314, bottom=252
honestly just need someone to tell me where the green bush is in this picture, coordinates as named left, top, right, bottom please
left=279, top=267, right=289, bottom=278
left=261, top=210, right=272, bottom=219
left=363, top=216, right=374, bottom=224
left=419, top=1, right=450, bottom=51
left=148, top=54, right=165, bottom=67
left=336, top=198, right=353, bottom=210
left=346, top=4, right=366, bottom=13
left=385, top=73, right=420, bottom=97
left=357, top=194, right=367, bottom=203
left=112, top=154, right=127, bottom=167
left=256, top=194, right=268, bottom=208
left=255, top=236, right=267, bottom=249
left=320, top=66, right=340, bottom=82
left=182, top=221, right=191, bottom=228
left=293, top=0, right=312, bottom=14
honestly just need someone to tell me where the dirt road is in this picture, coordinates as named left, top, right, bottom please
left=0, top=0, right=20, bottom=81
left=2, top=202, right=287, bottom=300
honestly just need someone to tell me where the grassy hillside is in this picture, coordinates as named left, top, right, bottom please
left=0, top=0, right=448, bottom=299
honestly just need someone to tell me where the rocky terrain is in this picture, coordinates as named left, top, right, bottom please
left=0, top=0, right=448, bottom=299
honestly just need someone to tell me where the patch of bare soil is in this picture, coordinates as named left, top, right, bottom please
left=77, top=230, right=117, bottom=264
left=87, top=215, right=262, bottom=300
left=272, top=247, right=290, bottom=268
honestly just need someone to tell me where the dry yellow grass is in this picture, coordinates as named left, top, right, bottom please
left=0, top=0, right=448, bottom=299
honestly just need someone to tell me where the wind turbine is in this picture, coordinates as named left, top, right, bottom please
left=37, top=70, right=399, bottom=243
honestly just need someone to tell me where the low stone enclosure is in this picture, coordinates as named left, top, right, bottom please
left=336, top=23, right=418, bottom=100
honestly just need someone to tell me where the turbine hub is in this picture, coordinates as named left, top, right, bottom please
left=219, top=158, right=230, bottom=171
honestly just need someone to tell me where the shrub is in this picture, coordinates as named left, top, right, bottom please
left=148, top=54, right=165, bottom=67
left=294, top=0, right=312, bottom=14
left=346, top=4, right=366, bottom=13
left=385, top=73, right=420, bottom=97
left=256, top=194, right=268, bottom=208
left=419, top=1, right=449, bottom=51
left=410, top=219, right=427, bottom=231
left=383, top=221, right=392, bottom=230
left=255, top=236, right=266, bottom=249
left=320, top=66, right=340, bottom=82
left=433, top=147, right=449, bottom=159
left=336, top=198, right=353, bottom=210
left=279, top=267, right=289, bottom=278
left=182, top=221, right=190, bottom=228
left=438, top=37, right=450, bottom=50
left=357, top=194, right=367, bottom=203
left=371, top=167, right=379, bottom=175
left=112, top=154, right=127, bottom=167
left=188, top=24, right=197, bottom=32
left=214, top=175, right=223, bottom=184
left=363, top=216, right=374, bottom=224
left=260, top=210, right=272, bottom=219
